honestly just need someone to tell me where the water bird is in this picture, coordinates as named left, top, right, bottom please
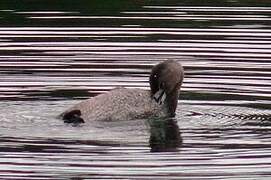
left=60, top=60, right=184, bottom=123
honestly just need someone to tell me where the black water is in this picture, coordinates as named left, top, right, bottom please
left=0, top=0, right=271, bottom=179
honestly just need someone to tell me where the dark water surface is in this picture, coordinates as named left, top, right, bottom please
left=1, top=0, right=271, bottom=179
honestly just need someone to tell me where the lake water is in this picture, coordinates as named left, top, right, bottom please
left=0, top=0, right=271, bottom=179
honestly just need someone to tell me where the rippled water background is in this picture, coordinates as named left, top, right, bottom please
left=0, top=0, right=271, bottom=179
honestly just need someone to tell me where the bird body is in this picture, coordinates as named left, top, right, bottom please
left=61, top=88, right=168, bottom=122
left=60, top=60, right=184, bottom=123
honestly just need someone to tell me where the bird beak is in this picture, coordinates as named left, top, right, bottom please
left=153, top=88, right=167, bottom=105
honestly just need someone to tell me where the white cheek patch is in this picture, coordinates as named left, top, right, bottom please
left=160, top=91, right=166, bottom=104
left=153, top=89, right=166, bottom=105
left=153, top=89, right=163, bottom=102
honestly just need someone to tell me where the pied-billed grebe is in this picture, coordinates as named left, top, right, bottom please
left=60, top=60, right=184, bottom=123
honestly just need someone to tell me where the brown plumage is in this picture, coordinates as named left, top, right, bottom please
left=60, top=60, right=184, bottom=123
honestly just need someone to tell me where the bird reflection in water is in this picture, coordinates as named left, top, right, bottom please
left=148, top=118, right=182, bottom=152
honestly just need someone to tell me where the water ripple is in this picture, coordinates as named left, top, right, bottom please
left=1, top=1, right=271, bottom=179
